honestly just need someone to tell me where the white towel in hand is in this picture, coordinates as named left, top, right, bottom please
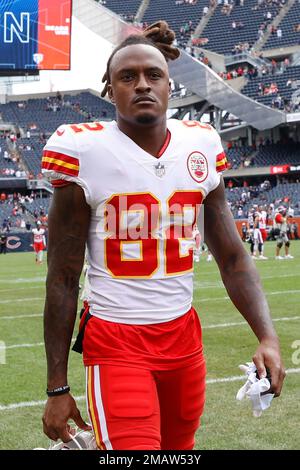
left=236, top=362, right=274, bottom=417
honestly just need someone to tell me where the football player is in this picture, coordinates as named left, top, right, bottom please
left=41, top=21, right=285, bottom=450
left=32, top=220, right=46, bottom=264
left=253, top=206, right=268, bottom=260
left=274, top=206, right=294, bottom=259
left=247, top=207, right=255, bottom=258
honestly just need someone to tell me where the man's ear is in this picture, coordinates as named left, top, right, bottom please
left=168, top=81, right=172, bottom=96
left=108, top=85, right=115, bottom=103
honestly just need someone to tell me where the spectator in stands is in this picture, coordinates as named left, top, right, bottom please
left=12, top=204, right=19, bottom=217
left=0, top=232, right=7, bottom=254
left=286, top=79, right=296, bottom=88
left=40, top=213, right=48, bottom=229
left=237, top=207, right=244, bottom=218
left=272, top=95, right=282, bottom=108
left=2, top=217, right=11, bottom=232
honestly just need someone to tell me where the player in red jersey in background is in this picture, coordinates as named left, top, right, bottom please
left=258, top=205, right=268, bottom=245
left=274, top=206, right=294, bottom=260
left=253, top=206, right=268, bottom=260
left=32, top=220, right=46, bottom=264
left=41, top=22, right=285, bottom=450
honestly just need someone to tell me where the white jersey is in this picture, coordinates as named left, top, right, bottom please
left=247, top=212, right=254, bottom=229
left=32, top=228, right=45, bottom=243
left=42, top=119, right=227, bottom=324
left=258, top=210, right=267, bottom=229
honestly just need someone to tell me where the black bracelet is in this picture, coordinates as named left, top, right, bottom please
left=46, top=385, right=70, bottom=397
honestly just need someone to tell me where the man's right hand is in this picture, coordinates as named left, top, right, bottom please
left=42, top=393, right=91, bottom=442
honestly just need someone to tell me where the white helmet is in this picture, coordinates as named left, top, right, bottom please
left=34, top=429, right=97, bottom=450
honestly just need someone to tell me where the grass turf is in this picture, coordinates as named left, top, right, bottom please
left=0, top=241, right=299, bottom=449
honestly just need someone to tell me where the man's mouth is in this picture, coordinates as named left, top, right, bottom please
left=133, top=96, right=156, bottom=104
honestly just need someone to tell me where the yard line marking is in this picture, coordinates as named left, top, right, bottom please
left=193, top=273, right=298, bottom=288
left=267, top=290, right=300, bottom=295
left=195, top=289, right=300, bottom=301
left=0, top=339, right=76, bottom=350
left=262, top=274, right=299, bottom=280
left=0, top=342, right=44, bottom=350
left=206, top=368, right=300, bottom=384
left=0, top=396, right=86, bottom=411
left=1, top=313, right=299, bottom=332
left=202, top=316, right=300, bottom=330
left=0, top=287, right=43, bottom=293
left=0, top=314, right=43, bottom=320
left=0, top=277, right=46, bottom=284
left=1, top=314, right=299, bottom=344
left=0, top=297, right=43, bottom=304
left=1, top=368, right=299, bottom=411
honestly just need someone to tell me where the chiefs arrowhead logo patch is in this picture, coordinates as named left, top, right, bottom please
left=56, top=127, right=65, bottom=137
left=187, top=151, right=208, bottom=183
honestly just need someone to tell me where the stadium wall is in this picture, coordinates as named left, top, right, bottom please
left=3, top=220, right=300, bottom=254
left=3, top=232, right=46, bottom=253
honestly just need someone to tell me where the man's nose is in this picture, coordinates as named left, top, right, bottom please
left=135, top=75, right=151, bottom=93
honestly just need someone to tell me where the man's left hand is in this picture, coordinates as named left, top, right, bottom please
left=252, top=337, right=286, bottom=397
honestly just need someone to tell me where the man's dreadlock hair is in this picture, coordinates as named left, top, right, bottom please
left=101, top=21, right=180, bottom=98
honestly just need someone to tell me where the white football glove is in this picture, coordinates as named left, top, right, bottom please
left=236, top=362, right=274, bottom=417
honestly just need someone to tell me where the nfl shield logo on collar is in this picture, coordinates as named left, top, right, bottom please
left=154, top=162, right=165, bottom=178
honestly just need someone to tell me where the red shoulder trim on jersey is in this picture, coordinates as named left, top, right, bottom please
left=275, top=213, right=283, bottom=223
left=51, top=179, right=73, bottom=188
left=42, top=150, right=79, bottom=177
left=157, top=129, right=171, bottom=158
left=216, top=151, right=228, bottom=173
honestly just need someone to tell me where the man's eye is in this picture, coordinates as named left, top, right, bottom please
left=151, top=72, right=161, bottom=79
left=121, top=75, right=133, bottom=81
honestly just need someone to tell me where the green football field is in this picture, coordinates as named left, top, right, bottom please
left=0, top=242, right=299, bottom=450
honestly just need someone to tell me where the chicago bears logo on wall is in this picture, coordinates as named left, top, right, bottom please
left=187, top=151, right=208, bottom=183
